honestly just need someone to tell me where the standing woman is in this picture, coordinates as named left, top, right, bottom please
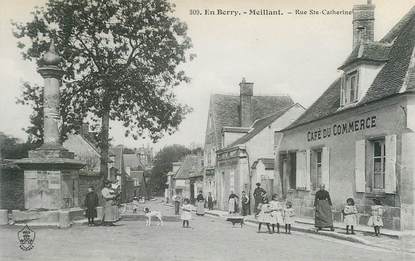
left=196, top=191, right=205, bottom=216
left=85, top=186, right=99, bottom=226
left=314, top=184, right=334, bottom=231
left=228, top=191, right=239, bottom=214
left=101, top=180, right=117, bottom=226
left=241, top=191, right=250, bottom=216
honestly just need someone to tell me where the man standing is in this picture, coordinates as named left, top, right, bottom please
left=85, top=186, right=99, bottom=226
left=314, top=184, right=334, bottom=231
left=253, top=183, right=266, bottom=214
left=207, top=192, right=214, bottom=210
left=172, top=192, right=182, bottom=215
left=101, top=180, right=117, bottom=226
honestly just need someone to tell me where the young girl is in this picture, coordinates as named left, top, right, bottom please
left=181, top=198, right=193, bottom=228
left=283, top=201, right=295, bottom=234
left=368, top=198, right=385, bottom=236
left=256, top=197, right=272, bottom=234
left=343, top=198, right=358, bottom=234
left=269, top=194, right=284, bottom=233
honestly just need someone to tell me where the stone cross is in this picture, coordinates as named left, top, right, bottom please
left=37, top=41, right=64, bottom=145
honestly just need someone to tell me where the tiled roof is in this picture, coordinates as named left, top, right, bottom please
left=338, top=42, right=391, bottom=70
left=251, top=158, right=275, bottom=170
left=286, top=6, right=415, bottom=130
left=123, top=154, right=144, bottom=170
left=228, top=104, right=298, bottom=147
left=174, top=155, right=203, bottom=179
left=208, top=94, right=294, bottom=147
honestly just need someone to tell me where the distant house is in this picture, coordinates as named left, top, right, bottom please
left=173, top=155, right=204, bottom=203
left=123, top=153, right=146, bottom=198
left=216, top=103, right=305, bottom=211
left=203, top=77, right=299, bottom=210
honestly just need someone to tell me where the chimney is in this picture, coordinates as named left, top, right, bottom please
left=239, top=77, right=253, bottom=127
left=352, top=0, right=375, bottom=49
left=80, top=122, right=89, bottom=136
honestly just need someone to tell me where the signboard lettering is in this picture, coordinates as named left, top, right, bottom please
left=307, top=116, right=376, bottom=142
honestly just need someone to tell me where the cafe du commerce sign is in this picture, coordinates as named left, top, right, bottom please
left=307, top=116, right=377, bottom=142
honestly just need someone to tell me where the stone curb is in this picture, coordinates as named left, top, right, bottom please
left=203, top=210, right=414, bottom=254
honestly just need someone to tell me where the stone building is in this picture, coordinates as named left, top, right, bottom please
left=203, top=77, right=296, bottom=210
left=216, top=103, right=304, bottom=211
left=275, top=1, right=415, bottom=230
left=173, top=155, right=204, bottom=203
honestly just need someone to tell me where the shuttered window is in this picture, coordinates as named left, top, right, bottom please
left=229, top=170, right=235, bottom=192
left=385, top=135, right=397, bottom=193
left=355, top=140, right=366, bottom=192
left=322, top=147, right=330, bottom=191
left=296, top=150, right=311, bottom=190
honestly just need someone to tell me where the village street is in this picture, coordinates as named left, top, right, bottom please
left=0, top=201, right=413, bottom=261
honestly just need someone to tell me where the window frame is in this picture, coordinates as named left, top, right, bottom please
left=370, top=138, right=386, bottom=192
left=341, top=70, right=359, bottom=106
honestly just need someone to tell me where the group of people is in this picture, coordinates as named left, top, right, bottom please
left=313, top=184, right=385, bottom=236
left=84, top=180, right=121, bottom=227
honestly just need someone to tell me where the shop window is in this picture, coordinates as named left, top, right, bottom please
left=341, top=70, right=359, bottom=106
left=371, top=139, right=385, bottom=190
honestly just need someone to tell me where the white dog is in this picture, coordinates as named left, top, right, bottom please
left=144, top=207, right=163, bottom=226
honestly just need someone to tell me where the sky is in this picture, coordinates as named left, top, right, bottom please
left=0, top=0, right=414, bottom=151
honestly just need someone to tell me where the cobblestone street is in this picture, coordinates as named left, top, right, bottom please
left=1, top=202, right=413, bottom=261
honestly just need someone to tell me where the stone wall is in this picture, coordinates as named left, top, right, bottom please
left=0, top=167, right=24, bottom=210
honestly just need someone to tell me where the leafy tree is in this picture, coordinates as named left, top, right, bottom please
left=0, top=133, right=37, bottom=159
left=150, top=144, right=190, bottom=194
left=13, top=0, right=193, bottom=178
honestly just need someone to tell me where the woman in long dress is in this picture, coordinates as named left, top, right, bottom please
left=196, top=191, right=205, bottom=216
left=314, top=184, right=334, bottom=231
left=228, top=191, right=239, bottom=214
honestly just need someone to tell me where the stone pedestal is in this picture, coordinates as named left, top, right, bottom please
left=14, top=42, right=85, bottom=210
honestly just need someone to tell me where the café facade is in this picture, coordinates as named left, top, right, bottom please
left=275, top=2, right=415, bottom=230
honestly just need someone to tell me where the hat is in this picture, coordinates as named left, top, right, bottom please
left=256, top=182, right=261, bottom=186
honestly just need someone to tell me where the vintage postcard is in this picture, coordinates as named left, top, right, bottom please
left=0, top=0, right=414, bottom=260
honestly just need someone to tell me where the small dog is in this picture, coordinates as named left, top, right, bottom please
left=226, top=217, right=244, bottom=228
left=143, top=207, right=163, bottom=226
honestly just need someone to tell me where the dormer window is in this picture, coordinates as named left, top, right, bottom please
left=341, top=70, right=359, bottom=106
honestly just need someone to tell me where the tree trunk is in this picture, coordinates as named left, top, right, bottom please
left=100, top=108, right=110, bottom=181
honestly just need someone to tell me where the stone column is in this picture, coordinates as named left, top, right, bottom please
left=37, top=42, right=64, bottom=145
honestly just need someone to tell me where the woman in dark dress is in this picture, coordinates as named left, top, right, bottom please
left=85, top=186, right=99, bottom=226
left=314, top=184, right=334, bottom=231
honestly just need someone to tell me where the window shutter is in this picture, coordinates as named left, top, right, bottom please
left=355, top=140, right=366, bottom=192
left=305, top=149, right=311, bottom=190
left=230, top=170, right=235, bottom=192
left=296, top=151, right=305, bottom=188
left=322, top=147, right=330, bottom=191
left=385, top=135, right=397, bottom=194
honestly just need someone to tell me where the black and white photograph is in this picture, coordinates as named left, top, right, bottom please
left=0, top=0, right=414, bottom=260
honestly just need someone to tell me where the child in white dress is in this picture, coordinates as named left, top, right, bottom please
left=283, top=201, right=295, bottom=234
left=343, top=198, right=358, bottom=234
left=269, top=194, right=284, bottom=233
left=367, top=198, right=384, bottom=236
left=132, top=197, right=139, bottom=214
left=256, top=198, right=272, bottom=234
left=181, top=198, right=193, bottom=228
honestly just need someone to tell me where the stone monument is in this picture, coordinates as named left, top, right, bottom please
left=15, top=42, right=85, bottom=210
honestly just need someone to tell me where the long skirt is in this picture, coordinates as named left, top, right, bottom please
left=315, top=200, right=333, bottom=228
left=174, top=201, right=180, bottom=215
left=242, top=204, right=250, bottom=216
left=103, top=200, right=117, bottom=222
left=207, top=200, right=214, bottom=210
left=196, top=201, right=205, bottom=215
left=229, top=198, right=236, bottom=213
